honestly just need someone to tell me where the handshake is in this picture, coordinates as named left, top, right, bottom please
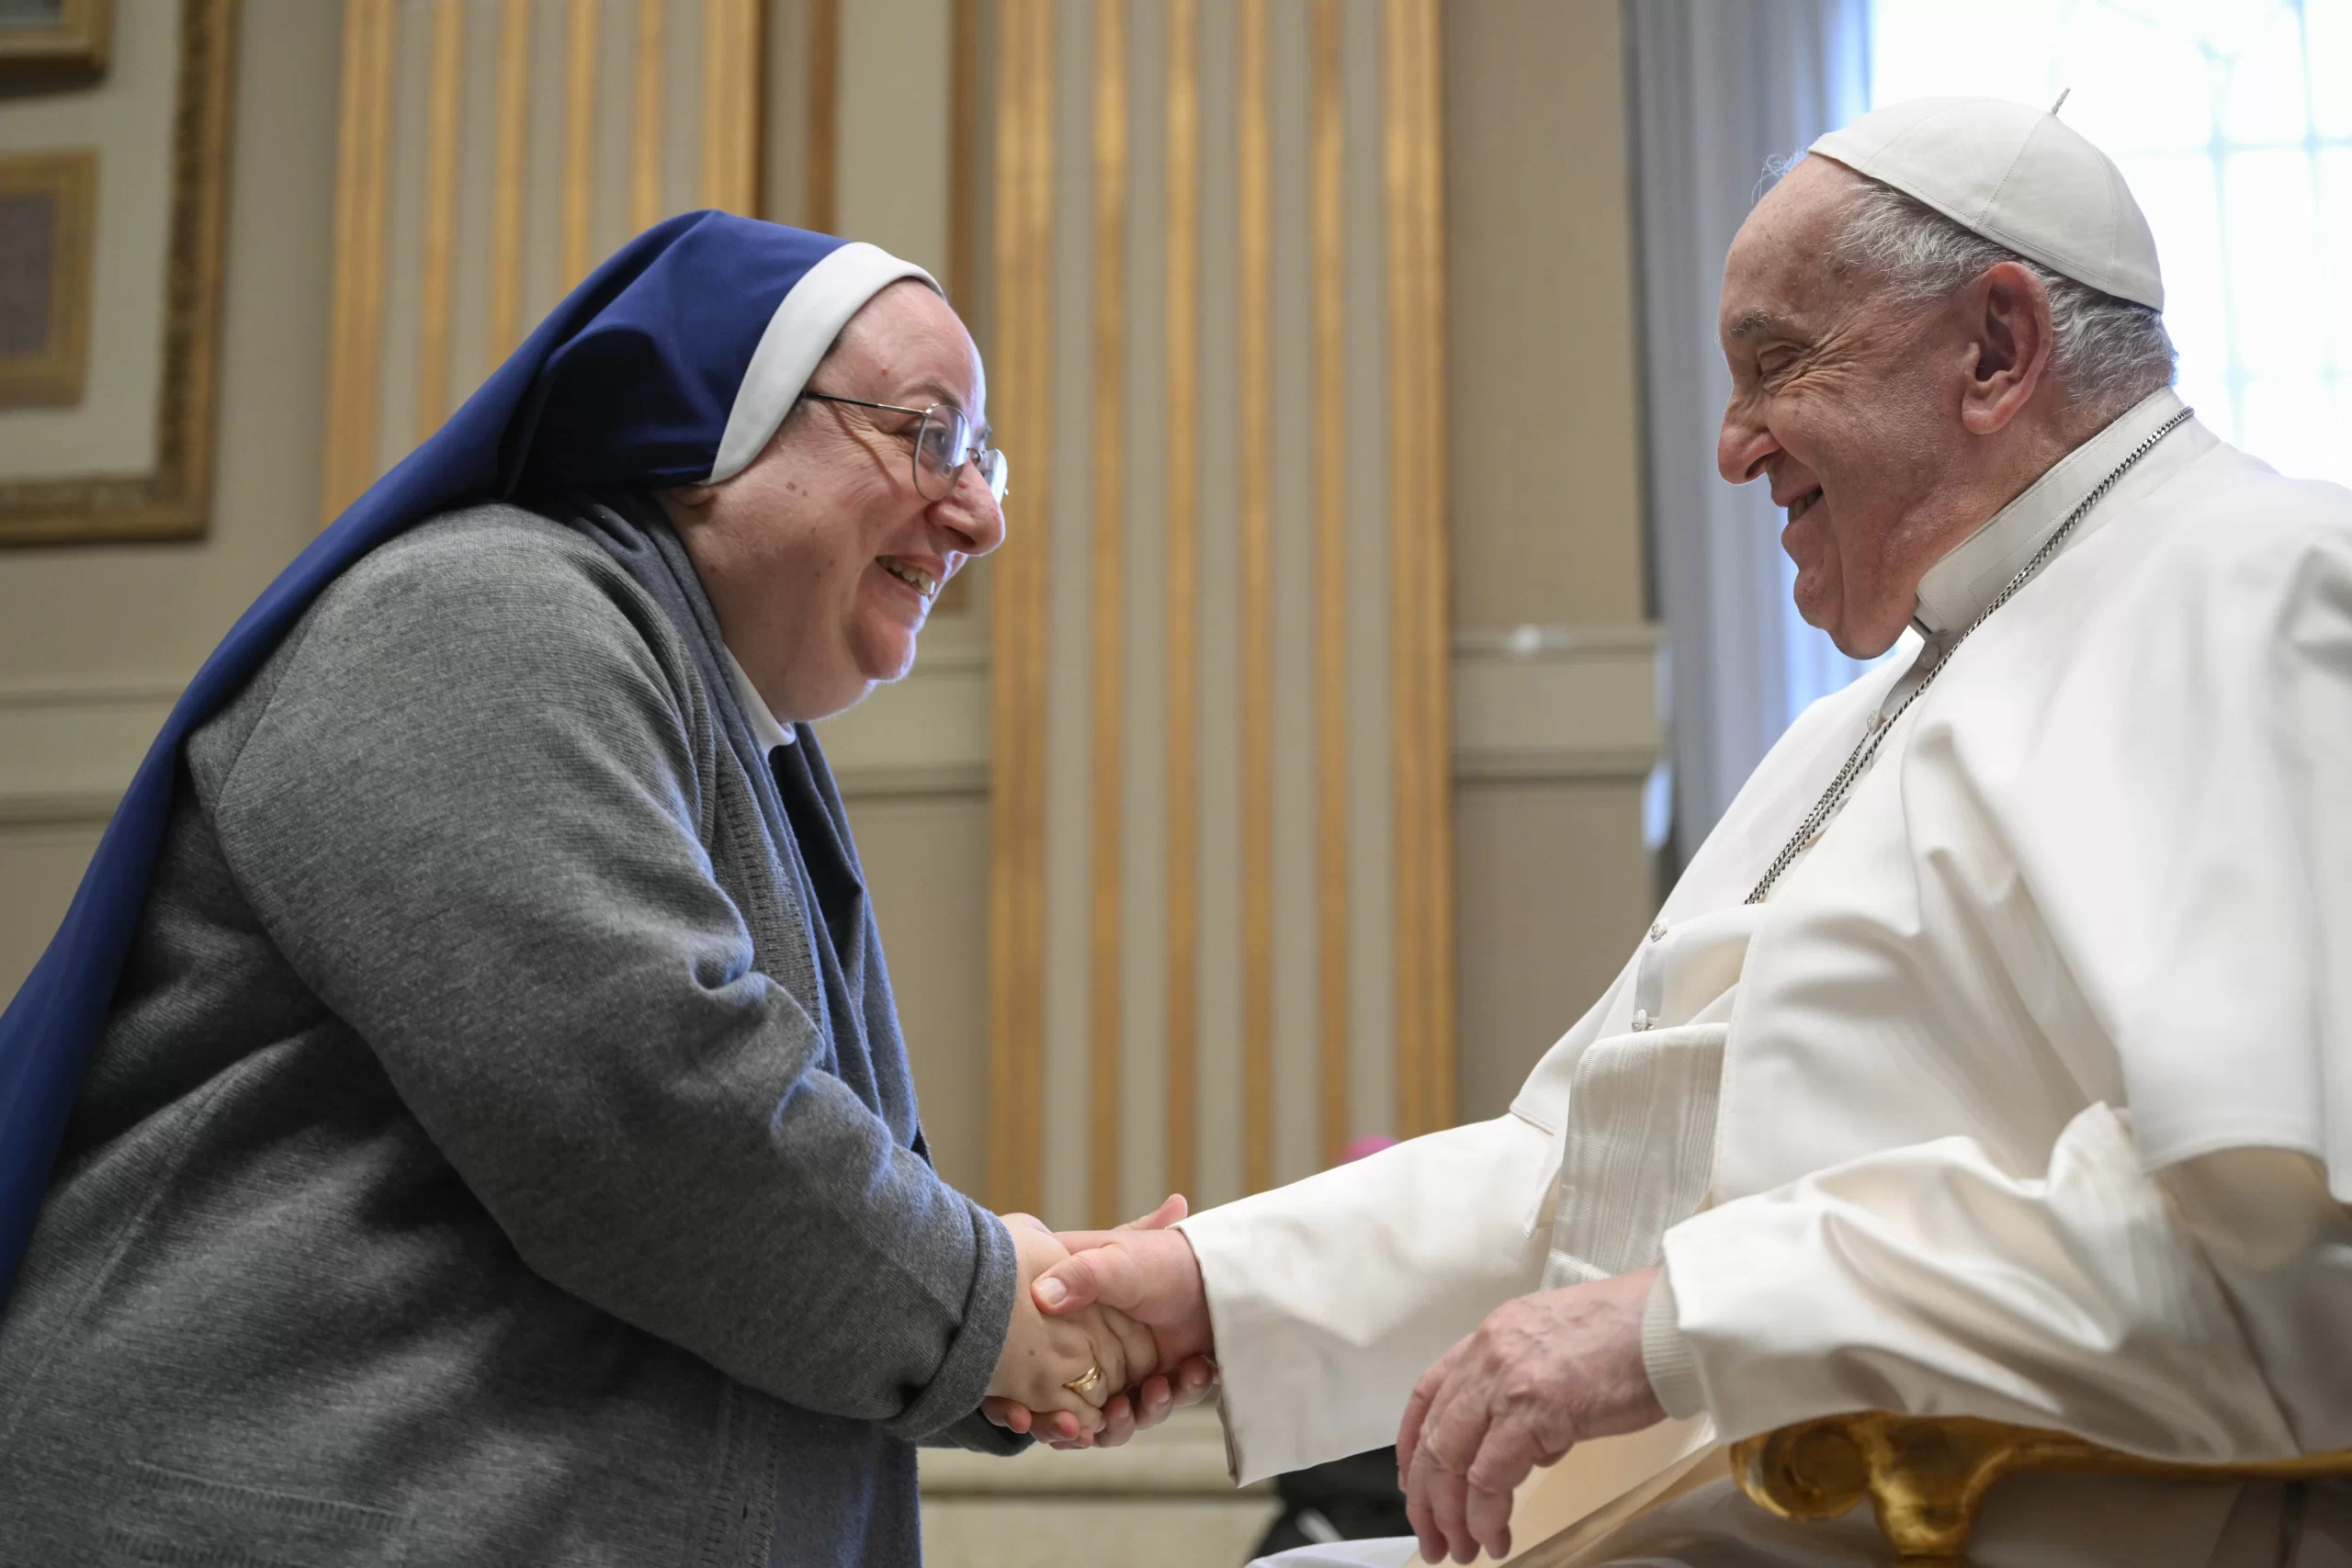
left=974, top=1190, right=1674, bottom=1566
left=979, top=1195, right=1221, bottom=1448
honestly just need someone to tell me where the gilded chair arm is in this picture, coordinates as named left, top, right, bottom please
left=1730, top=1412, right=2352, bottom=1564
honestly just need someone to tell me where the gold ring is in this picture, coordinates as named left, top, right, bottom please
left=1063, top=1365, right=1103, bottom=1398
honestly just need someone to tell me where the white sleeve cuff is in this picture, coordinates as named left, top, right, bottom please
left=1175, top=1115, right=1555, bottom=1484
left=1640, top=1268, right=1704, bottom=1420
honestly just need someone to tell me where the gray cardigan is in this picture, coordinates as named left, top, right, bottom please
left=0, top=503, right=1020, bottom=1567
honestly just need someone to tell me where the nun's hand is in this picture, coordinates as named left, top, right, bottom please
left=983, top=1352, right=1218, bottom=1450
left=986, top=1215, right=1160, bottom=1442
left=982, top=1195, right=1217, bottom=1450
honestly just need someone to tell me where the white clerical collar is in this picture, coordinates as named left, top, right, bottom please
left=1911, top=387, right=2189, bottom=637
left=720, top=644, right=795, bottom=754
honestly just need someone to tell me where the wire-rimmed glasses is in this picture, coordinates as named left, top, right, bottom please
left=801, top=390, right=1010, bottom=504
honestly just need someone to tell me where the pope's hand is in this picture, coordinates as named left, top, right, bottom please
left=1396, top=1266, right=1666, bottom=1564
left=986, top=1214, right=1160, bottom=1442
left=981, top=1195, right=1218, bottom=1448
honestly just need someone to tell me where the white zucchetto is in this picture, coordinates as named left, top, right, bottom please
left=1810, top=96, right=2165, bottom=310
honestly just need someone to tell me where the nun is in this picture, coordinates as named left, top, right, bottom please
left=0, top=216, right=1173, bottom=1564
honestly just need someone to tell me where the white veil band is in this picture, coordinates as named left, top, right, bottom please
left=707, top=241, right=940, bottom=484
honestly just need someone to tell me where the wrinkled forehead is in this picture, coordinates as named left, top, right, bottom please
left=1717, top=156, right=1865, bottom=342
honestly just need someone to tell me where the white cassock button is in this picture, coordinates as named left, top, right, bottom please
left=1648, top=919, right=1668, bottom=942
left=1632, top=1009, right=1652, bottom=1032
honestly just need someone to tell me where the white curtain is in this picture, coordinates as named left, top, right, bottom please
left=1628, top=0, right=1876, bottom=866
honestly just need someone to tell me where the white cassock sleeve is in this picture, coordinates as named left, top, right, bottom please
left=1174, top=1114, right=1556, bottom=1484
left=1649, top=1104, right=2332, bottom=1461
left=2147, top=1148, right=2352, bottom=1453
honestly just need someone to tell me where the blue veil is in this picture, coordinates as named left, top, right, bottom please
left=0, top=210, right=935, bottom=1302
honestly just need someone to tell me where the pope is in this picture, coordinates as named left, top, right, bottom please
left=1016, top=96, right=2352, bottom=1567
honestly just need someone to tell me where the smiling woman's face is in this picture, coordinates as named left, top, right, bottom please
left=666, top=280, right=1004, bottom=722
left=1714, top=158, right=1981, bottom=660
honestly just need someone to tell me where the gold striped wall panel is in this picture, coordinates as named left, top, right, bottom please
left=322, top=0, right=766, bottom=521
left=948, top=0, right=987, bottom=305
left=413, top=0, right=466, bottom=439
left=983, top=0, right=1057, bottom=1219
left=799, top=0, right=837, bottom=231
left=1083, top=0, right=1128, bottom=1229
left=700, top=0, right=763, bottom=212
left=558, top=0, right=597, bottom=286
left=1159, top=0, right=1202, bottom=1210
left=484, top=0, right=533, bottom=362
left=1384, top=0, right=1453, bottom=1137
left=629, top=0, right=666, bottom=228
left=321, top=0, right=397, bottom=522
left=1233, top=0, right=1272, bottom=1198
left=1308, top=0, right=1351, bottom=1168
left=987, top=0, right=1449, bottom=1224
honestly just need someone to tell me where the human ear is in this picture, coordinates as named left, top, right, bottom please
left=1959, top=260, right=2052, bottom=435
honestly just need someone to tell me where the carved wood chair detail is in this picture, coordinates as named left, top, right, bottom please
left=1729, top=1412, right=2352, bottom=1565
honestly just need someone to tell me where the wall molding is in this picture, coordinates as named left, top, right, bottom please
left=0, top=625, right=1664, bottom=828
left=0, top=676, right=181, bottom=826
left=811, top=637, right=991, bottom=802
left=1450, top=622, right=1664, bottom=784
left=0, top=676, right=188, bottom=707
left=816, top=623, right=1667, bottom=796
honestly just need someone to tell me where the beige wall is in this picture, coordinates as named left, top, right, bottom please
left=0, top=0, right=1657, bottom=1171
left=0, top=0, right=343, bottom=998
left=1445, top=0, right=1657, bottom=1121
left=852, top=793, right=994, bottom=1187
left=1448, top=0, right=1646, bottom=631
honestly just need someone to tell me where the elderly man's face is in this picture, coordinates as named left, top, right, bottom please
left=1715, top=158, right=1980, bottom=659
left=669, top=280, right=1003, bottom=721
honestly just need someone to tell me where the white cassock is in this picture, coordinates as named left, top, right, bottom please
left=1186, top=388, right=2352, bottom=1567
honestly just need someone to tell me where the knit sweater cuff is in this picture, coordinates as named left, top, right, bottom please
left=886, top=1201, right=1020, bottom=1443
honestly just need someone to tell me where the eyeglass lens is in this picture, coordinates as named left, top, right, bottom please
left=975, top=448, right=1008, bottom=502
left=913, top=407, right=1009, bottom=505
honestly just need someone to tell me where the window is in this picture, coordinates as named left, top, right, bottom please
left=1871, top=0, right=2352, bottom=488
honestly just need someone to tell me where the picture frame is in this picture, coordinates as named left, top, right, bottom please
left=0, top=0, right=234, bottom=547
left=0, top=148, right=96, bottom=408
left=0, top=0, right=113, bottom=85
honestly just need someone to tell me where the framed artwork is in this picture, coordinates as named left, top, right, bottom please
left=0, top=0, right=112, bottom=85
left=0, top=0, right=233, bottom=547
left=0, top=149, right=95, bottom=407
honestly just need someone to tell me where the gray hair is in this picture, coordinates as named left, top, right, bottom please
left=1827, top=174, right=2177, bottom=412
